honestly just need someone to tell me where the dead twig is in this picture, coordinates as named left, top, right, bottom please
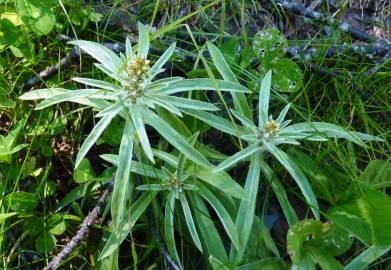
left=42, top=176, right=114, bottom=270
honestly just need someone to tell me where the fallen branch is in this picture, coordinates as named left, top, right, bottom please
left=43, top=176, right=114, bottom=270
left=276, top=0, right=391, bottom=45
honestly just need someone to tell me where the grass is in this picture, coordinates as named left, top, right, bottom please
left=0, top=0, right=390, bottom=269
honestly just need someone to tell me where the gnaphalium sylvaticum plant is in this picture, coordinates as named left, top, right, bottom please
left=19, top=22, right=248, bottom=229
left=181, top=43, right=384, bottom=266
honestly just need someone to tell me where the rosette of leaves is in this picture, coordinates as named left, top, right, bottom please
left=182, top=43, right=383, bottom=266
left=98, top=133, right=247, bottom=266
left=19, top=22, right=248, bottom=229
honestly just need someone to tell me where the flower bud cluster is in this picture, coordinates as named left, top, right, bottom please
left=125, top=57, right=150, bottom=102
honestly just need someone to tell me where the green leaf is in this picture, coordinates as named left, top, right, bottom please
left=151, top=95, right=219, bottom=111
left=164, top=192, right=182, bottom=266
left=283, top=122, right=383, bottom=146
left=150, top=78, right=250, bottom=95
left=229, top=154, right=261, bottom=264
left=179, top=193, right=203, bottom=252
left=0, top=19, right=19, bottom=45
left=253, top=28, right=287, bottom=62
left=23, top=216, right=44, bottom=236
left=36, top=230, right=56, bottom=253
left=188, top=165, right=246, bottom=200
left=5, top=191, right=39, bottom=212
left=75, top=103, right=122, bottom=168
left=16, top=0, right=55, bottom=35
left=258, top=70, right=272, bottom=128
left=198, top=185, right=241, bottom=250
left=0, top=212, right=17, bottom=221
left=74, top=158, right=96, bottom=183
left=111, top=119, right=134, bottom=229
left=215, top=144, right=260, bottom=171
left=265, top=142, right=319, bottom=219
left=287, top=219, right=323, bottom=265
left=69, top=40, right=122, bottom=76
left=100, top=154, right=166, bottom=179
left=150, top=42, right=176, bottom=75
left=181, top=108, right=247, bottom=136
left=237, top=257, right=286, bottom=270
left=99, top=192, right=156, bottom=260
left=20, top=88, right=68, bottom=100
left=137, top=22, right=150, bottom=58
left=328, top=187, right=391, bottom=246
left=207, top=42, right=252, bottom=119
left=209, top=256, right=230, bottom=270
left=344, top=245, right=390, bottom=270
left=306, top=243, right=344, bottom=270
left=261, top=160, right=298, bottom=226
left=72, top=77, right=119, bottom=91
left=144, top=111, right=209, bottom=167
left=271, top=58, right=303, bottom=92
left=359, top=160, right=391, bottom=188
left=35, top=89, right=109, bottom=110
left=189, top=193, right=228, bottom=263
left=132, top=105, right=154, bottom=163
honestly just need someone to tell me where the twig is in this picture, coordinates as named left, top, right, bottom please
left=135, top=174, right=181, bottom=270
left=276, top=0, right=391, bottom=45
left=42, top=176, right=114, bottom=270
left=363, top=49, right=391, bottom=77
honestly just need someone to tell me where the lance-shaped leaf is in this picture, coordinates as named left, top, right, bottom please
left=179, top=193, right=203, bottom=252
left=144, top=110, right=209, bottom=167
left=111, top=119, right=134, bottom=229
left=75, top=103, right=123, bottom=168
left=258, top=70, right=272, bottom=128
left=198, top=184, right=241, bottom=250
left=283, top=122, right=383, bottom=146
left=99, top=192, right=156, bottom=260
left=207, top=42, right=251, bottom=119
left=150, top=78, right=250, bottom=95
left=229, top=154, right=261, bottom=264
left=136, top=22, right=150, bottom=58
left=164, top=191, right=182, bottom=266
left=69, top=40, right=122, bottom=75
left=215, top=144, right=260, bottom=172
left=264, top=142, right=319, bottom=219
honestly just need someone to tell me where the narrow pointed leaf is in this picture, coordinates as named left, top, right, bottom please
left=137, top=22, right=150, bottom=58
left=164, top=192, right=182, bottom=266
left=144, top=111, right=209, bottom=167
left=179, top=194, right=203, bottom=252
left=207, top=42, right=252, bottom=119
left=75, top=105, right=122, bottom=168
left=229, top=154, right=261, bottom=264
left=264, top=142, right=319, bottom=219
left=72, top=77, right=119, bottom=91
left=215, top=144, right=260, bottom=171
left=132, top=105, right=154, bottom=163
left=198, top=185, right=241, bottom=250
left=99, top=192, right=156, bottom=260
left=69, top=40, right=122, bottom=74
left=111, top=119, right=134, bottom=229
left=258, top=70, right=272, bottom=128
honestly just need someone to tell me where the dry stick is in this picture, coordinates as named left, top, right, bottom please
left=276, top=0, right=391, bottom=45
left=43, top=177, right=114, bottom=270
